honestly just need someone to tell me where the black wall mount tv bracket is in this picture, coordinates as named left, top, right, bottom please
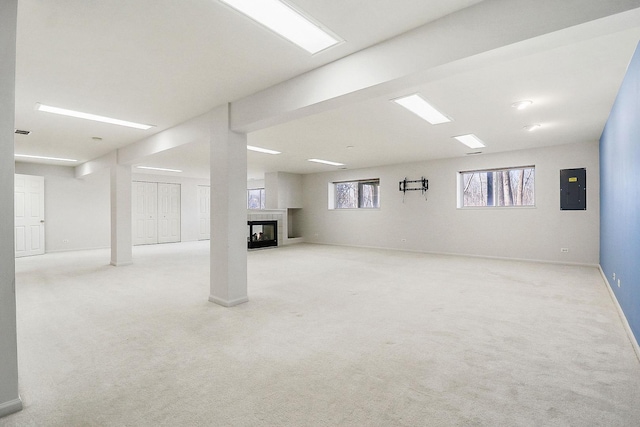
left=399, top=177, right=428, bottom=193
left=399, top=177, right=429, bottom=201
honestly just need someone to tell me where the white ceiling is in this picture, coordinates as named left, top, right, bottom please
left=13, top=1, right=640, bottom=181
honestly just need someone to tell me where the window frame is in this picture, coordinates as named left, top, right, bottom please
left=458, top=166, right=535, bottom=209
left=329, top=178, right=381, bottom=210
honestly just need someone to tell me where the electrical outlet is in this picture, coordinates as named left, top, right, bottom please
left=63, top=239, right=69, bottom=243
left=560, top=248, right=569, bottom=253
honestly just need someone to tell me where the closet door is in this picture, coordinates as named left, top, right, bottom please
left=158, top=183, right=181, bottom=243
left=132, top=181, right=158, bottom=245
left=197, top=185, right=210, bottom=240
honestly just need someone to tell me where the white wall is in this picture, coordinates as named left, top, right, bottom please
left=265, top=172, right=302, bottom=209
left=301, top=142, right=600, bottom=265
left=15, top=162, right=111, bottom=253
left=277, top=172, right=303, bottom=209
left=132, top=173, right=210, bottom=242
left=11, top=166, right=212, bottom=252
left=247, top=179, right=265, bottom=190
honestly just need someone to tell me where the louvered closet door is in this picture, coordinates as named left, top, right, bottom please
left=132, top=181, right=158, bottom=245
left=158, top=183, right=181, bottom=243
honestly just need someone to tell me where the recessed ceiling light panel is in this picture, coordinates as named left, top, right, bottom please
left=511, top=100, right=533, bottom=110
left=523, top=124, right=541, bottom=132
left=36, top=103, right=153, bottom=130
left=308, top=158, right=344, bottom=166
left=453, top=134, right=486, bottom=149
left=392, top=94, right=452, bottom=125
left=15, top=154, right=77, bottom=162
left=219, top=0, right=341, bottom=54
left=136, top=166, right=182, bottom=173
left=247, top=145, right=281, bottom=155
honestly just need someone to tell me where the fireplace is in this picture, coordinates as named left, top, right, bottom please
left=247, top=220, right=278, bottom=249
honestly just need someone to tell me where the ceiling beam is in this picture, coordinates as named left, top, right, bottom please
left=116, top=109, right=215, bottom=166
left=230, top=0, right=640, bottom=133
left=75, top=151, right=116, bottom=178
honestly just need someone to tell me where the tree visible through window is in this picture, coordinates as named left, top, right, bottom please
left=247, top=188, right=265, bottom=209
left=461, top=167, right=534, bottom=207
left=334, top=179, right=380, bottom=209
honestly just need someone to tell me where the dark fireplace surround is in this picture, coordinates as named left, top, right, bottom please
left=247, top=220, right=277, bottom=249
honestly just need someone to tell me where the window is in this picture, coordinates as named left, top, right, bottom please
left=247, top=188, right=265, bottom=209
left=460, top=166, right=534, bottom=207
left=331, top=179, right=380, bottom=209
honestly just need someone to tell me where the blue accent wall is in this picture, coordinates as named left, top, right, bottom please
left=600, top=41, right=640, bottom=343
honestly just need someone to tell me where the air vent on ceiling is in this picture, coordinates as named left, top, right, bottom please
left=15, top=129, right=31, bottom=135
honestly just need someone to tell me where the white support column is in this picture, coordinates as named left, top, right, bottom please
left=209, top=104, right=248, bottom=307
left=0, top=0, right=23, bottom=418
left=110, top=163, right=133, bottom=266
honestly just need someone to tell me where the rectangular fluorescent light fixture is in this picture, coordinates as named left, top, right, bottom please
left=393, top=94, right=452, bottom=125
left=308, top=158, right=344, bottom=166
left=136, top=166, right=182, bottom=173
left=15, top=154, right=77, bottom=162
left=453, top=134, right=486, bottom=149
left=219, top=0, right=340, bottom=54
left=247, top=145, right=281, bottom=155
left=36, top=103, right=153, bottom=130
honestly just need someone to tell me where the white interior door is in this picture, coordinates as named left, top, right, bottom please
left=15, top=174, right=45, bottom=257
left=132, top=181, right=158, bottom=245
left=158, top=183, right=181, bottom=244
left=197, top=185, right=210, bottom=240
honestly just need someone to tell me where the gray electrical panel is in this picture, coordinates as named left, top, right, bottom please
left=560, top=168, right=586, bottom=210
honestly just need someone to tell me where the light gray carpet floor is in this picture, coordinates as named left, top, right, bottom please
left=2, top=242, right=640, bottom=426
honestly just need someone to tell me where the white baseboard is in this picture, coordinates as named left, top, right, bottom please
left=306, top=241, right=599, bottom=268
left=0, top=397, right=23, bottom=418
left=110, top=261, right=133, bottom=267
left=599, top=266, right=640, bottom=363
left=208, top=295, right=249, bottom=307
left=45, top=245, right=110, bottom=254
left=283, top=237, right=304, bottom=245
